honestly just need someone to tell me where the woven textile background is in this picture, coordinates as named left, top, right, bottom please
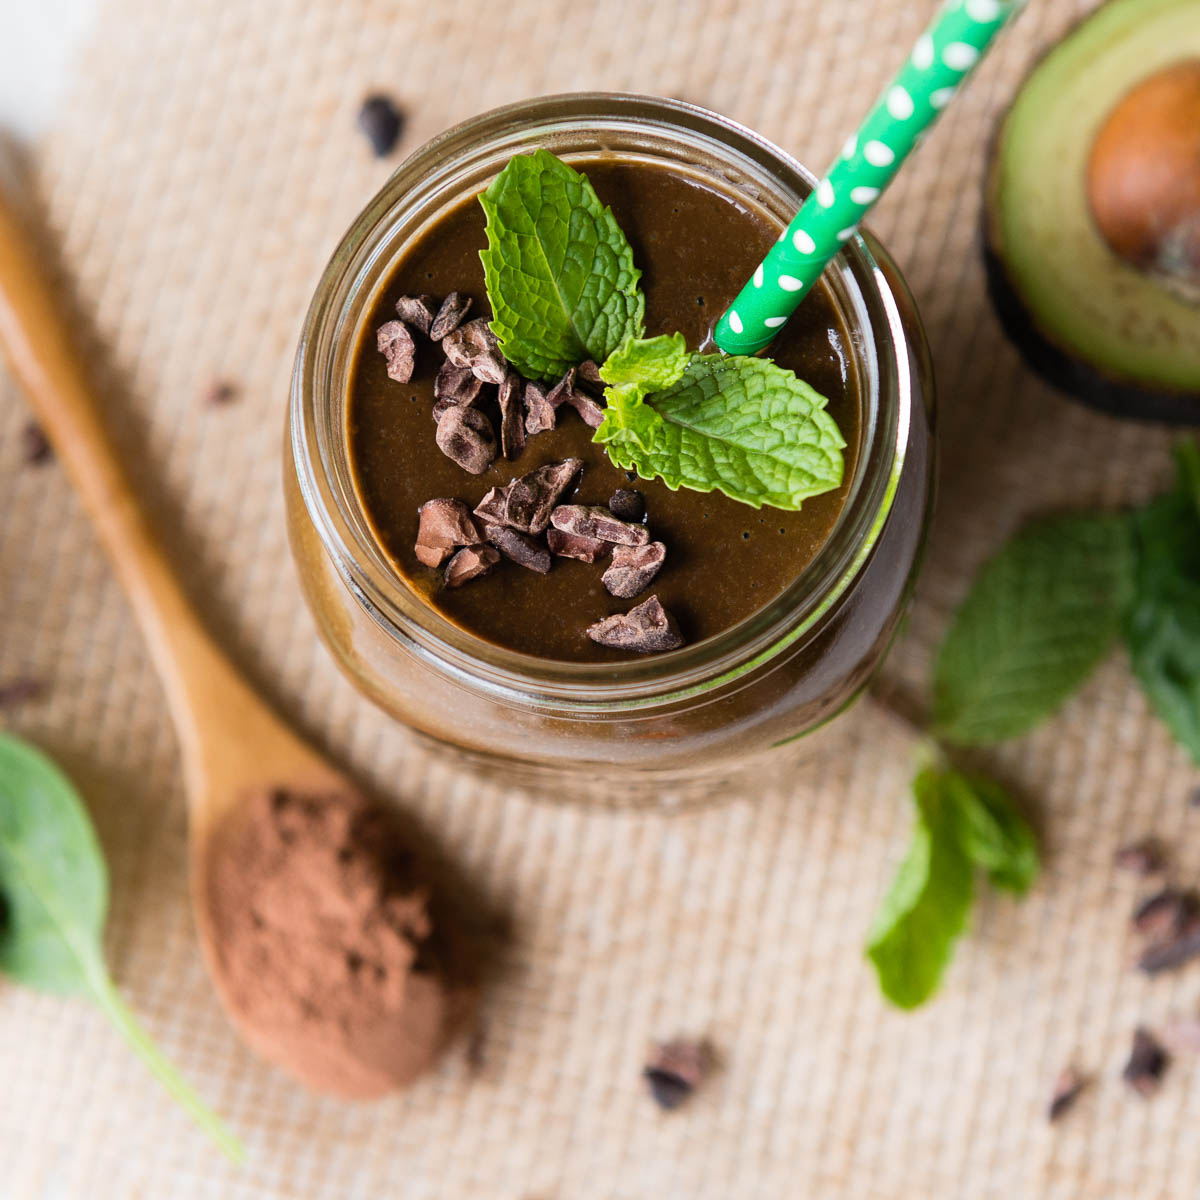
left=1, top=0, right=1197, bottom=1196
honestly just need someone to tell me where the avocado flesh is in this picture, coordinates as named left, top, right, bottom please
left=988, top=0, right=1200, bottom=406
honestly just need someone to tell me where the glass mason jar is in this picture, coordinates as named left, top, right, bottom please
left=286, top=94, right=935, bottom=805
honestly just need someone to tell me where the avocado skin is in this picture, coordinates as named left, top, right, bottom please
left=982, top=231, right=1200, bottom=426
left=980, top=2, right=1200, bottom=427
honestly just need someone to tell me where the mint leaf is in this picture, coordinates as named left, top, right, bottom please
left=866, top=766, right=974, bottom=1010
left=933, top=513, right=1135, bottom=745
left=1125, top=451, right=1200, bottom=763
left=946, top=771, right=1038, bottom=896
left=479, top=149, right=644, bottom=381
left=595, top=354, right=845, bottom=511
left=600, top=333, right=688, bottom=390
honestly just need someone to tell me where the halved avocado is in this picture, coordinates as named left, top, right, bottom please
left=984, top=0, right=1200, bottom=423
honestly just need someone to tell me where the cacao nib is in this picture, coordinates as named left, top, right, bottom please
left=524, top=380, right=556, bottom=435
left=21, top=422, right=52, bottom=465
left=504, top=459, right=583, bottom=534
left=415, top=498, right=481, bottom=568
left=547, top=528, right=609, bottom=563
left=498, top=372, right=526, bottom=461
left=442, top=318, right=507, bottom=384
left=550, top=504, right=650, bottom=546
left=1132, top=888, right=1196, bottom=941
left=395, top=294, right=438, bottom=337
left=607, top=488, right=645, bottom=523
left=435, top=405, right=496, bottom=475
left=0, top=677, right=44, bottom=708
left=643, top=1040, right=710, bottom=1112
left=429, top=291, right=472, bottom=340
left=434, top=360, right=485, bottom=408
left=483, top=523, right=550, bottom=574
left=565, top=390, right=605, bottom=428
left=444, top=545, right=500, bottom=588
left=376, top=319, right=417, bottom=383
left=603, top=541, right=666, bottom=599
left=1122, top=1027, right=1168, bottom=1098
left=545, top=367, right=577, bottom=410
left=1115, top=837, right=1166, bottom=875
left=587, top=595, right=684, bottom=654
left=576, top=359, right=604, bottom=389
left=473, top=484, right=512, bottom=526
left=1138, top=916, right=1200, bottom=974
left=201, top=379, right=238, bottom=407
left=1048, top=1067, right=1086, bottom=1122
left=357, top=94, right=404, bottom=157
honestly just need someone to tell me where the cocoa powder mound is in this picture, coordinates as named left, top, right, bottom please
left=204, top=788, right=477, bottom=1098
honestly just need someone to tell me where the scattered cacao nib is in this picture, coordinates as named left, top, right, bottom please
left=357, top=94, right=404, bottom=157
left=498, top=372, right=526, bottom=461
left=576, top=359, right=604, bottom=390
left=1138, top=916, right=1200, bottom=974
left=1122, top=1028, right=1168, bottom=1098
left=376, top=319, right=417, bottom=383
left=434, top=360, right=485, bottom=408
left=483, top=523, right=550, bottom=574
left=429, top=292, right=473, bottom=341
left=550, top=504, right=650, bottom=547
left=545, top=368, right=577, bottom=410
left=201, top=379, right=238, bottom=407
left=1162, top=1017, right=1200, bottom=1054
left=442, top=318, right=507, bottom=385
left=1115, top=837, right=1166, bottom=875
left=473, top=484, right=512, bottom=526
left=395, top=294, right=438, bottom=337
left=607, top=488, right=645, bottom=523
left=565, top=390, right=605, bottom=428
left=1132, top=888, right=1196, bottom=941
left=587, top=595, right=684, bottom=654
left=644, top=1040, right=710, bottom=1112
left=602, top=541, right=666, bottom=599
left=415, top=498, right=481, bottom=568
left=20, top=421, right=52, bottom=465
left=547, top=528, right=609, bottom=563
left=524, top=381, right=557, bottom=435
left=504, top=459, right=583, bottom=534
left=435, top=405, right=496, bottom=474
left=0, top=677, right=44, bottom=709
left=444, top=545, right=500, bottom=588
left=1048, top=1066, right=1087, bottom=1122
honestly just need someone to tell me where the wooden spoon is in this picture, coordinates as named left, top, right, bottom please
left=0, top=169, right=376, bottom=1069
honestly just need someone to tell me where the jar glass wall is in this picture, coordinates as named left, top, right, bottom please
left=286, top=94, right=935, bottom=804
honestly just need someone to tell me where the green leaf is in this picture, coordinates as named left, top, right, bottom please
left=599, top=333, right=688, bottom=391
left=1124, top=455, right=1200, bottom=764
left=0, top=734, right=242, bottom=1161
left=594, top=354, right=845, bottom=511
left=933, top=513, right=1135, bottom=745
left=479, top=149, right=644, bottom=381
left=866, top=767, right=974, bottom=1010
left=945, top=771, right=1038, bottom=896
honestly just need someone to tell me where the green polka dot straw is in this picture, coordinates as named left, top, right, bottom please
left=714, top=0, right=1026, bottom=355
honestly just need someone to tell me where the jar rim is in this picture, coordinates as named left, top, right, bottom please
left=290, top=92, right=916, bottom=713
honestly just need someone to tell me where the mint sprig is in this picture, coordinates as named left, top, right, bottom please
left=933, top=513, right=1135, bottom=744
left=479, top=149, right=645, bottom=381
left=596, top=348, right=845, bottom=511
left=867, top=762, right=1037, bottom=1010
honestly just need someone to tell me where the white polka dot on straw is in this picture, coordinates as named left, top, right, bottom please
left=930, top=86, right=957, bottom=109
left=837, top=226, right=857, bottom=242
left=886, top=86, right=914, bottom=119
left=727, top=310, right=743, bottom=334
left=863, top=140, right=895, bottom=167
left=965, top=0, right=1004, bottom=21
left=943, top=41, right=979, bottom=70
left=764, top=316, right=787, bottom=329
left=911, top=34, right=934, bottom=70
left=753, top=264, right=764, bottom=287
left=792, top=229, right=816, bottom=254
left=778, top=276, right=805, bottom=292
left=816, top=179, right=835, bottom=207
left=850, top=186, right=880, bottom=204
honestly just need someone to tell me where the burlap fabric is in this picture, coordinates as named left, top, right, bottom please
left=1, top=0, right=1196, bottom=1195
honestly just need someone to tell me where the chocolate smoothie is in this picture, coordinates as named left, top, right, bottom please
left=347, top=159, right=862, bottom=662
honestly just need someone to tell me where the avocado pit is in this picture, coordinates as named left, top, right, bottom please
left=1087, top=59, right=1200, bottom=304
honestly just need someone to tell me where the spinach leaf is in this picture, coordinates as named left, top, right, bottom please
left=0, top=733, right=242, bottom=1160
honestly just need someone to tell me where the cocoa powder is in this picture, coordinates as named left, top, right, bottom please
left=204, top=788, right=477, bottom=1099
